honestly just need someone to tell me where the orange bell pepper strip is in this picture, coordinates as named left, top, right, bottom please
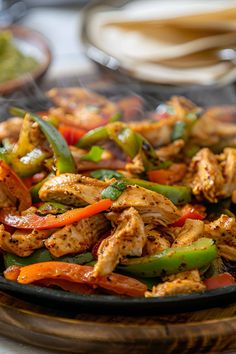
left=59, top=124, right=87, bottom=146
left=0, top=199, right=112, bottom=230
left=6, top=262, right=147, bottom=297
left=0, top=160, right=32, bottom=211
left=148, top=163, right=187, bottom=185
left=4, top=265, right=21, bottom=281
left=36, top=278, right=97, bottom=294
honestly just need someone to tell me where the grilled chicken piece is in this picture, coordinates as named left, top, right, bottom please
left=155, top=139, right=185, bottom=160
left=172, top=219, right=204, bottom=247
left=45, top=214, right=109, bottom=257
left=217, top=244, right=236, bottom=261
left=164, top=270, right=201, bottom=282
left=128, top=96, right=200, bottom=148
left=0, top=225, right=53, bottom=257
left=167, top=96, right=201, bottom=119
left=39, top=174, right=180, bottom=225
left=129, top=117, right=177, bottom=147
left=47, top=87, right=119, bottom=129
left=112, top=185, right=179, bottom=225
left=125, top=153, right=145, bottom=174
left=145, top=270, right=205, bottom=297
left=204, top=215, right=236, bottom=247
left=191, top=106, right=236, bottom=146
left=93, top=207, right=145, bottom=276
left=219, top=148, right=236, bottom=197
left=39, top=174, right=106, bottom=206
left=188, top=148, right=224, bottom=203
left=0, top=117, right=22, bottom=142
left=142, top=224, right=170, bottom=256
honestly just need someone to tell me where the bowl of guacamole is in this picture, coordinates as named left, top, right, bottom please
left=0, top=26, right=52, bottom=94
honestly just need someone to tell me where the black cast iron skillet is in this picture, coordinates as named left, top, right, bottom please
left=1, top=80, right=236, bottom=314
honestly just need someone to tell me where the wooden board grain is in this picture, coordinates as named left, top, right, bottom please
left=0, top=291, right=236, bottom=353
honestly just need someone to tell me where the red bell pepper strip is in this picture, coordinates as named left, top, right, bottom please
left=204, top=273, right=235, bottom=290
left=0, top=160, right=32, bottom=211
left=148, top=163, right=187, bottom=185
left=5, top=262, right=147, bottom=297
left=171, top=207, right=204, bottom=227
left=0, top=199, right=112, bottom=230
left=59, top=124, right=87, bottom=146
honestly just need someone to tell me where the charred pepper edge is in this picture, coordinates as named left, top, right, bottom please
left=118, top=238, right=217, bottom=278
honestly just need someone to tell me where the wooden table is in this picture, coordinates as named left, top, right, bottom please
left=0, top=290, right=236, bottom=354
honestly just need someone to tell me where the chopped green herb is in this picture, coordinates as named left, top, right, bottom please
left=91, top=169, right=124, bottom=181
left=101, top=180, right=127, bottom=200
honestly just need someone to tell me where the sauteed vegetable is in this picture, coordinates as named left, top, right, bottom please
left=1, top=87, right=236, bottom=297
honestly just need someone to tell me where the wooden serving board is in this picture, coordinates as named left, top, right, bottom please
left=0, top=290, right=236, bottom=354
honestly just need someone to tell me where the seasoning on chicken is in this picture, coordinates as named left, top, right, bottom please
left=172, top=219, right=204, bottom=247
left=191, top=106, right=236, bottom=146
left=47, top=87, right=119, bottom=129
left=0, top=225, right=53, bottom=257
left=93, top=207, right=145, bottom=276
left=188, top=148, right=224, bottom=203
left=142, top=224, right=170, bottom=256
left=39, top=174, right=180, bottom=225
left=129, top=117, right=177, bottom=147
left=0, top=117, right=22, bottom=142
left=219, top=148, right=236, bottom=198
left=155, top=139, right=185, bottom=160
left=204, top=214, right=236, bottom=247
left=145, top=270, right=205, bottom=297
left=217, top=244, right=236, bottom=262
left=39, top=173, right=106, bottom=206
left=45, top=214, right=109, bottom=257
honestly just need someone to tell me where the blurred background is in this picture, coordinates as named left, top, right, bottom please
left=1, top=0, right=236, bottom=88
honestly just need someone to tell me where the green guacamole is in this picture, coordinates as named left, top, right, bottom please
left=0, top=31, right=38, bottom=83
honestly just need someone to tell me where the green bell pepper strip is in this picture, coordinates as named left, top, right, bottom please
left=4, top=249, right=94, bottom=268
left=38, top=202, right=71, bottom=215
left=77, top=123, right=158, bottom=171
left=106, top=124, right=141, bottom=159
left=118, top=238, right=217, bottom=278
left=77, top=126, right=109, bottom=148
left=81, top=145, right=104, bottom=162
left=10, top=148, right=50, bottom=178
left=123, top=178, right=191, bottom=205
left=0, top=147, right=50, bottom=178
left=10, top=107, right=76, bottom=174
